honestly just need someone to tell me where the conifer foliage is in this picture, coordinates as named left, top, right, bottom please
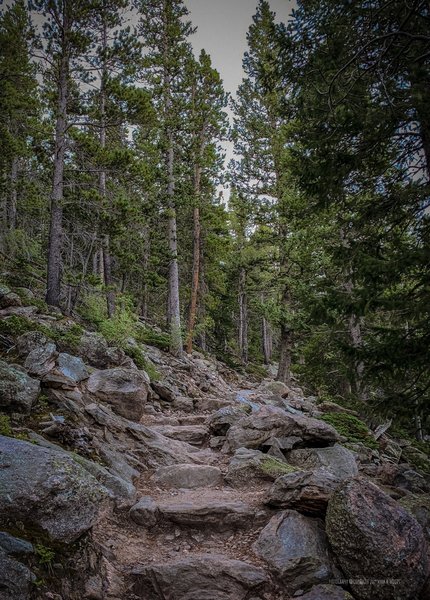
left=0, top=0, right=428, bottom=439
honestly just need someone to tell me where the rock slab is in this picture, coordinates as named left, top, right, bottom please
left=253, top=509, right=332, bottom=593
left=131, top=554, right=268, bottom=599
left=326, top=477, right=429, bottom=600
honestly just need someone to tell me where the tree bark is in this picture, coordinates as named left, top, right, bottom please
left=99, top=19, right=115, bottom=318
left=186, top=205, right=200, bottom=354
left=238, top=267, right=248, bottom=364
left=276, top=283, right=291, bottom=383
left=262, top=315, right=272, bottom=364
left=9, top=157, right=18, bottom=230
left=46, top=27, right=69, bottom=307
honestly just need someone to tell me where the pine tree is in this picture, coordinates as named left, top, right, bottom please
left=136, top=0, right=196, bottom=357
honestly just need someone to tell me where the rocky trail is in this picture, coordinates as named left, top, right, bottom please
left=0, top=287, right=429, bottom=600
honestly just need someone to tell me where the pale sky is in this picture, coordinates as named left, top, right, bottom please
left=185, top=0, right=296, bottom=96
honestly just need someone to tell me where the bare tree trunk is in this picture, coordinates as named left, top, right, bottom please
left=262, top=315, right=272, bottom=364
left=9, top=157, right=18, bottom=230
left=102, top=234, right=115, bottom=318
left=276, top=284, right=291, bottom=383
left=140, top=225, right=150, bottom=319
left=238, top=267, right=248, bottom=364
left=99, top=20, right=115, bottom=318
left=186, top=205, right=200, bottom=354
left=167, top=138, right=183, bottom=356
left=46, top=26, right=69, bottom=307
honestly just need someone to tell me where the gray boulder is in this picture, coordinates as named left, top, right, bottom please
left=16, top=331, right=49, bottom=356
left=326, top=477, right=429, bottom=600
left=0, top=435, right=108, bottom=543
left=224, top=406, right=339, bottom=453
left=151, top=380, right=177, bottom=402
left=253, top=509, right=332, bottom=593
left=57, top=352, right=89, bottom=383
left=24, top=341, right=57, bottom=377
left=266, top=468, right=341, bottom=515
left=209, top=405, right=251, bottom=436
left=157, top=498, right=254, bottom=530
left=0, top=532, right=33, bottom=557
left=78, top=332, right=126, bottom=368
left=131, top=554, right=268, bottom=600
left=153, top=464, right=223, bottom=489
left=86, top=367, right=150, bottom=421
left=288, top=444, right=358, bottom=480
left=295, top=584, right=354, bottom=600
left=0, top=360, right=40, bottom=413
left=0, top=550, right=35, bottom=600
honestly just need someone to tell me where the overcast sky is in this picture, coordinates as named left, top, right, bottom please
left=185, top=0, right=296, bottom=96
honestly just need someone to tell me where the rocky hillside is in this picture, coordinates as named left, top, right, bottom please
left=0, top=284, right=429, bottom=600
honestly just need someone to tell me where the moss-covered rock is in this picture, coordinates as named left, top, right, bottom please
left=319, top=412, right=378, bottom=449
left=226, top=447, right=299, bottom=486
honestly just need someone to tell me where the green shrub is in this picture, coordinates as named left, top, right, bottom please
left=319, top=412, right=378, bottom=449
left=0, top=315, right=35, bottom=337
left=35, top=544, right=55, bottom=566
left=136, top=326, right=170, bottom=351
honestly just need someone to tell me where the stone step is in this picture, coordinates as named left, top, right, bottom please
left=151, top=424, right=208, bottom=446
left=130, top=553, right=269, bottom=600
left=130, top=494, right=261, bottom=531
left=152, top=463, right=224, bottom=489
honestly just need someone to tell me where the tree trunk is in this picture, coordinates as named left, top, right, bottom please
left=102, top=234, right=115, bottom=318
left=186, top=206, right=200, bottom=354
left=262, top=315, right=272, bottom=364
left=167, top=139, right=183, bottom=357
left=46, top=34, right=69, bottom=307
left=140, top=225, right=150, bottom=319
left=238, top=267, right=248, bottom=364
left=99, top=20, right=115, bottom=318
left=276, top=284, right=291, bottom=383
left=9, top=157, right=18, bottom=230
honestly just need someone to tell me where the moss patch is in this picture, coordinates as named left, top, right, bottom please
left=259, top=457, right=299, bottom=478
left=0, top=414, right=13, bottom=436
left=319, top=412, right=378, bottom=449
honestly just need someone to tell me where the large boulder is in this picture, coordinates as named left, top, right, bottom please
left=153, top=464, right=223, bottom=489
left=266, top=468, right=341, bottom=515
left=224, top=405, right=339, bottom=453
left=0, top=435, right=108, bottom=544
left=209, top=405, right=251, bottom=436
left=295, top=584, right=354, bottom=600
left=253, top=509, right=332, bottom=593
left=288, top=444, right=358, bottom=480
left=131, top=554, right=268, bottom=599
left=86, top=367, right=150, bottom=421
left=57, top=352, right=89, bottom=383
left=24, top=340, right=57, bottom=377
left=326, top=477, right=429, bottom=600
left=0, top=360, right=40, bottom=414
left=0, top=550, right=35, bottom=600
left=226, top=447, right=298, bottom=486
left=78, top=332, right=126, bottom=368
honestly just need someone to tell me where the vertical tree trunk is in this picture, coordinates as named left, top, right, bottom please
left=262, top=315, right=272, bottom=364
left=141, top=225, right=150, bottom=319
left=9, top=157, right=18, bottom=230
left=238, top=267, right=248, bottom=364
left=99, top=20, right=115, bottom=318
left=167, top=138, right=183, bottom=357
left=46, top=27, right=69, bottom=307
left=276, top=284, right=291, bottom=383
left=186, top=205, right=200, bottom=354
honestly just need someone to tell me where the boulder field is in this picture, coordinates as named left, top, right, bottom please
left=0, top=297, right=429, bottom=599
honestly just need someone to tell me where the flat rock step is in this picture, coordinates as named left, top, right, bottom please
left=153, top=463, right=223, bottom=489
left=151, top=424, right=208, bottom=445
left=147, top=414, right=208, bottom=426
left=130, top=553, right=269, bottom=600
left=130, top=495, right=260, bottom=530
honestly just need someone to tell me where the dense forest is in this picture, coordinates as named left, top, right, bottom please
left=1, top=0, right=429, bottom=439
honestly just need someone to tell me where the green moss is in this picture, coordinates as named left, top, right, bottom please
left=0, top=414, right=13, bottom=436
left=401, top=445, right=430, bottom=474
left=35, top=543, right=55, bottom=566
left=259, top=457, right=299, bottom=478
left=319, top=412, right=378, bottom=449
left=53, top=324, right=83, bottom=351
left=0, top=315, right=35, bottom=337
